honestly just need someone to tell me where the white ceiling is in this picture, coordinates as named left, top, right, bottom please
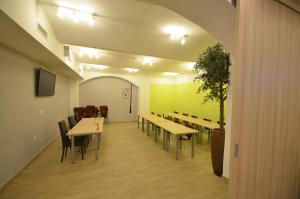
left=40, top=0, right=217, bottom=75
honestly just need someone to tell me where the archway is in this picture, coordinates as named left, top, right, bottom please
left=79, top=76, right=139, bottom=122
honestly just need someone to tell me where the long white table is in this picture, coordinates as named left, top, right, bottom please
left=138, top=114, right=198, bottom=160
left=67, top=117, right=104, bottom=163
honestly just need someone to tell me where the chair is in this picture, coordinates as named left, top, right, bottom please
left=157, top=114, right=162, bottom=117
left=68, top=116, right=76, bottom=129
left=58, top=120, right=85, bottom=162
left=217, top=121, right=226, bottom=126
left=173, top=111, right=180, bottom=123
left=73, top=107, right=85, bottom=121
left=182, top=113, right=189, bottom=126
left=203, top=118, right=212, bottom=143
left=86, top=105, right=99, bottom=117
left=99, top=105, right=108, bottom=118
left=151, top=112, right=155, bottom=115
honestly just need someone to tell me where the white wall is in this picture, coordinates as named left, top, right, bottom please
left=79, top=77, right=138, bottom=122
left=0, top=0, right=77, bottom=70
left=0, top=44, right=71, bottom=188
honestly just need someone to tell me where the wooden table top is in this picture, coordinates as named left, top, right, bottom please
left=155, top=120, right=198, bottom=135
left=166, top=113, right=219, bottom=130
left=67, top=117, right=104, bottom=136
left=140, top=114, right=198, bottom=135
left=140, top=114, right=169, bottom=123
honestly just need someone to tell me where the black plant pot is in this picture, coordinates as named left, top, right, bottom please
left=211, top=129, right=225, bottom=177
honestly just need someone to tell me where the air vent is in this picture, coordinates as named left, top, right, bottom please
left=37, top=23, right=48, bottom=39
left=275, top=0, right=300, bottom=14
left=64, top=45, right=70, bottom=58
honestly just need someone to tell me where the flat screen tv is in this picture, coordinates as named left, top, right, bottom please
left=36, top=68, right=56, bottom=96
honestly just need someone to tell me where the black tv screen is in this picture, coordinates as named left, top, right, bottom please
left=36, top=68, right=56, bottom=96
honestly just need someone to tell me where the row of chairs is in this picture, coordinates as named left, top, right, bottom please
left=58, top=116, right=89, bottom=162
left=74, top=105, right=108, bottom=122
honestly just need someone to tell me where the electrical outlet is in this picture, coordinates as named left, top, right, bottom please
left=33, top=135, right=37, bottom=141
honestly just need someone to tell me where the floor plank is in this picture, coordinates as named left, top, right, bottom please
left=0, top=122, right=228, bottom=199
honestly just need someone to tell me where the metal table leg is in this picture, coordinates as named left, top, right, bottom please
left=166, top=132, right=169, bottom=151
left=147, top=121, right=150, bottom=136
left=142, top=118, right=145, bottom=132
left=176, top=135, right=179, bottom=160
left=191, top=133, right=195, bottom=158
left=96, top=133, right=101, bottom=160
left=71, top=135, right=75, bottom=164
left=138, top=115, right=140, bottom=128
left=163, top=130, right=166, bottom=149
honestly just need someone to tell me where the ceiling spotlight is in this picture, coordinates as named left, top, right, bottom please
left=83, top=64, right=107, bottom=70
left=125, top=68, right=139, bottom=73
left=181, top=35, right=187, bottom=45
left=163, top=72, right=179, bottom=76
left=142, top=57, right=154, bottom=66
left=186, top=62, right=196, bottom=70
left=56, top=6, right=95, bottom=26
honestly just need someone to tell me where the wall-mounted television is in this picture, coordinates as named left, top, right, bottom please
left=35, top=68, right=56, bottom=96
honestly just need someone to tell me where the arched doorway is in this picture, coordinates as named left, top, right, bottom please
left=79, top=76, right=139, bottom=122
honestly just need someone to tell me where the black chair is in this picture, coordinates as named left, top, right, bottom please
left=68, top=116, right=76, bottom=129
left=173, top=111, right=180, bottom=123
left=58, top=120, right=85, bottom=162
left=203, top=118, right=212, bottom=143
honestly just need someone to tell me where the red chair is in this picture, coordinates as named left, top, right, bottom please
left=99, top=106, right=108, bottom=118
left=85, top=105, right=98, bottom=117
left=74, top=107, right=85, bottom=121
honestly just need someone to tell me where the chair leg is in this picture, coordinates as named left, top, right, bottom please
left=81, top=144, right=84, bottom=160
left=61, top=147, right=65, bottom=162
left=64, top=147, right=68, bottom=158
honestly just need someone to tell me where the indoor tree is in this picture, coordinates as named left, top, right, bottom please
left=194, top=43, right=231, bottom=131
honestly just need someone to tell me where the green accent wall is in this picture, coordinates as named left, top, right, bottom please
left=150, top=82, right=227, bottom=122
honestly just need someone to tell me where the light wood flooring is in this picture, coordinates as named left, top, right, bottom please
left=0, top=122, right=228, bottom=199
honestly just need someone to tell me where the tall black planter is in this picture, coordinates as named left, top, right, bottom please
left=211, top=129, right=225, bottom=177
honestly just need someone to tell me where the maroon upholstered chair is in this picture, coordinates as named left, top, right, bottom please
left=73, top=107, right=85, bottom=121
left=99, top=105, right=108, bottom=118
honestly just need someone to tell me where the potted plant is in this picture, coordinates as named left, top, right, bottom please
left=194, top=43, right=231, bottom=176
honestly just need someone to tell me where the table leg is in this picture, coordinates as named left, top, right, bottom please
left=138, top=115, right=140, bottom=128
left=71, top=136, right=75, bottom=164
left=176, top=135, right=179, bottom=160
left=163, top=130, right=166, bottom=149
left=142, top=118, right=144, bottom=132
left=166, top=132, right=169, bottom=151
left=191, top=133, right=195, bottom=158
left=96, top=134, right=100, bottom=160
left=154, top=125, right=157, bottom=142
left=147, top=121, right=150, bottom=136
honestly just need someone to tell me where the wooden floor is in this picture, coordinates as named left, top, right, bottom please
left=0, top=122, right=228, bottom=199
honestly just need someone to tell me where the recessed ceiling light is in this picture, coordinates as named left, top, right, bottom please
left=125, top=68, right=139, bottom=73
left=163, top=72, right=179, bottom=76
left=77, top=47, right=102, bottom=59
left=79, top=63, right=108, bottom=71
left=142, top=57, right=155, bottom=66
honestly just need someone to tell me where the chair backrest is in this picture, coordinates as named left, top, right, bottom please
left=151, top=112, right=155, bottom=115
left=74, top=107, right=85, bottom=120
left=99, top=105, right=108, bottom=118
left=58, top=120, right=68, bottom=147
left=68, top=116, right=76, bottom=129
left=192, top=115, right=198, bottom=118
left=74, top=113, right=81, bottom=123
left=174, top=111, right=178, bottom=114
left=182, top=113, right=189, bottom=116
left=217, top=121, right=226, bottom=126
left=157, top=114, right=162, bottom=117
left=203, top=118, right=212, bottom=122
